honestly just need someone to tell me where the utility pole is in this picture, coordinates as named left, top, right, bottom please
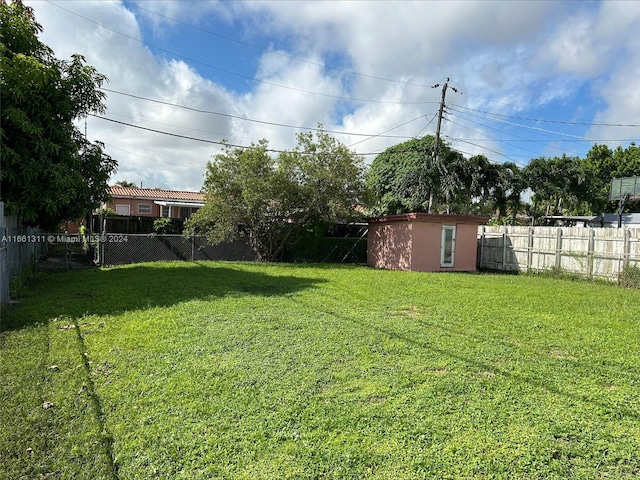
left=429, top=77, right=459, bottom=213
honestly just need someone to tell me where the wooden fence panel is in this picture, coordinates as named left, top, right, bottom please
left=478, top=226, right=640, bottom=282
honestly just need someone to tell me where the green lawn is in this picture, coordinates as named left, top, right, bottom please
left=1, top=261, right=639, bottom=479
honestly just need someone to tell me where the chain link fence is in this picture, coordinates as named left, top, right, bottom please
left=95, top=234, right=256, bottom=266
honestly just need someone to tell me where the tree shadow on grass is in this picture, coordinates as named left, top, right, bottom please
left=2, top=262, right=326, bottom=331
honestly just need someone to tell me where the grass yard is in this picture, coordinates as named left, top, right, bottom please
left=1, top=261, right=639, bottom=479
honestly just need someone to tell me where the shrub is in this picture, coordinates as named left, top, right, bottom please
left=96, top=208, right=117, bottom=217
left=153, top=218, right=181, bottom=234
left=619, top=264, right=640, bottom=288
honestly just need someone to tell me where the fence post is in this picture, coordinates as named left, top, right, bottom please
left=587, top=228, right=595, bottom=279
left=101, top=234, right=105, bottom=265
left=191, top=234, right=195, bottom=262
left=623, top=229, right=630, bottom=268
left=527, top=227, right=533, bottom=273
left=555, top=228, right=562, bottom=271
left=479, top=226, right=485, bottom=270
left=64, top=233, right=68, bottom=271
left=501, top=226, right=507, bottom=270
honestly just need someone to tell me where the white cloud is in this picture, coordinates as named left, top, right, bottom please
left=21, top=0, right=640, bottom=195
left=581, top=2, right=640, bottom=146
left=28, top=0, right=237, bottom=191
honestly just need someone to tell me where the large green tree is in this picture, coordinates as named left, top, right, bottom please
left=186, top=128, right=367, bottom=261
left=367, top=136, right=509, bottom=216
left=367, top=136, right=457, bottom=215
left=584, top=143, right=640, bottom=213
left=525, top=155, right=592, bottom=218
left=0, top=0, right=116, bottom=229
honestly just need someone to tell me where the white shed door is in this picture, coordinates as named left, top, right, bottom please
left=440, top=225, right=456, bottom=267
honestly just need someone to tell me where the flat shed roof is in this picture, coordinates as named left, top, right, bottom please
left=369, top=213, right=489, bottom=225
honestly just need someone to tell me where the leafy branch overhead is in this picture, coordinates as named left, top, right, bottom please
left=186, top=127, right=368, bottom=262
left=0, top=0, right=116, bottom=229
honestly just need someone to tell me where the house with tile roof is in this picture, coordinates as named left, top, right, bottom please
left=105, top=186, right=205, bottom=219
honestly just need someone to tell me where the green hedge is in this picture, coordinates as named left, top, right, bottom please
left=282, top=226, right=367, bottom=263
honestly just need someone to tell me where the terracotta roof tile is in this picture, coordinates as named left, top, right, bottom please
left=109, top=186, right=204, bottom=201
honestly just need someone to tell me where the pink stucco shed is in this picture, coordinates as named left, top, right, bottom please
left=367, top=213, right=488, bottom=272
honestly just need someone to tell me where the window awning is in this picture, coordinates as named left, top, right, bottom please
left=154, top=201, right=204, bottom=208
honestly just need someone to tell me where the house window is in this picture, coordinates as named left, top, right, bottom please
left=440, top=225, right=456, bottom=268
left=115, top=204, right=130, bottom=216
left=138, top=203, right=151, bottom=214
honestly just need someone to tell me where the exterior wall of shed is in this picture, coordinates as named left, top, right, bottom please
left=368, top=220, right=481, bottom=272
left=450, top=223, right=481, bottom=271
left=411, top=221, right=479, bottom=271
left=409, top=221, right=442, bottom=271
left=367, top=222, right=413, bottom=270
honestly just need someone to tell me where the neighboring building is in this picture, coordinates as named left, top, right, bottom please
left=104, top=186, right=205, bottom=219
left=543, top=214, right=640, bottom=228
left=368, top=213, right=488, bottom=272
left=601, top=213, right=640, bottom=227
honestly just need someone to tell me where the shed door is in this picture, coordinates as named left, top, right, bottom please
left=440, top=225, right=456, bottom=267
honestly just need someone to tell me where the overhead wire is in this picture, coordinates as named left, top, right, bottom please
left=90, top=114, right=282, bottom=151
left=446, top=81, right=640, bottom=127
left=132, top=3, right=437, bottom=90
left=448, top=104, right=592, bottom=140
left=445, top=114, right=582, bottom=160
left=46, top=0, right=438, bottom=106
left=102, top=110, right=298, bottom=150
left=44, top=2, right=637, bottom=172
left=102, top=88, right=416, bottom=140
left=412, top=112, right=439, bottom=139
left=347, top=114, right=428, bottom=148
left=95, top=138, right=206, bottom=169
left=91, top=114, right=434, bottom=158
left=443, top=135, right=526, bottom=167
left=446, top=105, right=595, bottom=160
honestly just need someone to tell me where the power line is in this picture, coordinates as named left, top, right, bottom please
left=448, top=104, right=593, bottom=140
left=47, top=1, right=438, bottom=106
left=91, top=114, right=434, bottom=158
left=444, top=135, right=526, bottom=167
left=96, top=139, right=205, bottom=169
left=132, top=3, right=437, bottom=90
left=102, top=110, right=298, bottom=150
left=101, top=88, right=417, bottom=140
left=450, top=102, right=640, bottom=128
left=447, top=80, right=612, bottom=125
left=347, top=114, right=427, bottom=148
left=91, top=114, right=280, bottom=151
left=412, top=112, right=439, bottom=139
left=446, top=118, right=548, bottom=160
left=445, top=110, right=586, bottom=159
left=446, top=107, right=594, bottom=160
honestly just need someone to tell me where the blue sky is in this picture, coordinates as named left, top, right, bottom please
left=26, top=0, right=640, bottom=191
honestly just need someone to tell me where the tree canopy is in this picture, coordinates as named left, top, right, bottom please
left=186, top=127, right=367, bottom=261
left=115, top=180, right=137, bottom=188
left=0, top=0, right=116, bottom=229
left=367, top=136, right=640, bottom=223
left=367, top=136, right=525, bottom=218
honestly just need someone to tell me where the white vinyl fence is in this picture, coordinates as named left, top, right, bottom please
left=478, top=226, right=640, bottom=282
